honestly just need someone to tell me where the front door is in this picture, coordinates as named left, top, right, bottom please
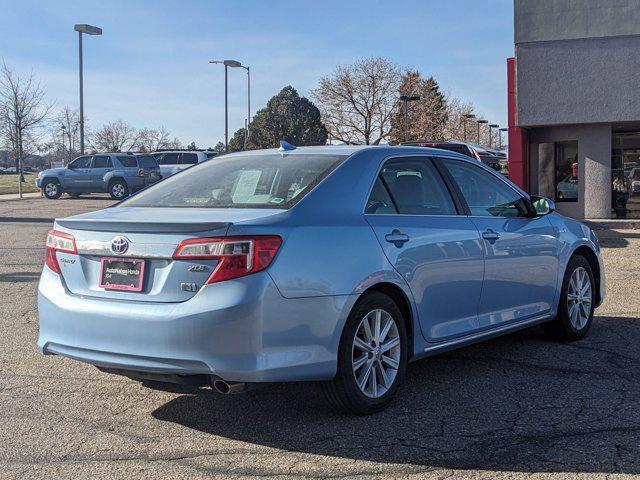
left=365, top=156, right=485, bottom=342
left=63, top=156, right=92, bottom=190
left=438, top=157, right=559, bottom=328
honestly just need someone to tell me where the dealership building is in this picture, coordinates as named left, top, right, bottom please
left=508, top=0, right=640, bottom=219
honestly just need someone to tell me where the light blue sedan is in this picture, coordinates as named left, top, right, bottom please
left=38, top=144, right=605, bottom=414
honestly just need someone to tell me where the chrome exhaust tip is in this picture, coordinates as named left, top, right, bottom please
left=212, top=378, right=248, bottom=395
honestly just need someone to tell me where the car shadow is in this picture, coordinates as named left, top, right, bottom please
left=152, top=316, right=640, bottom=474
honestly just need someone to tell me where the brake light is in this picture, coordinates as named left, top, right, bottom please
left=137, top=168, right=144, bottom=177
left=45, top=230, right=77, bottom=274
left=173, top=236, right=282, bottom=284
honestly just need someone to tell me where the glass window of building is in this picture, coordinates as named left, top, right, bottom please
left=555, top=141, right=578, bottom=202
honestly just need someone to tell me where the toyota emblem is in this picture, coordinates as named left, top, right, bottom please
left=110, top=236, right=130, bottom=255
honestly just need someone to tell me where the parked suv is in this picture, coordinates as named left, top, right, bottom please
left=36, top=153, right=161, bottom=200
left=151, top=150, right=216, bottom=177
left=402, top=140, right=503, bottom=172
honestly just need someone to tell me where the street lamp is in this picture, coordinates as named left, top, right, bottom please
left=210, top=59, right=250, bottom=150
left=74, top=24, right=102, bottom=155
left=499, top=127, right=508, bottom=149
left=399, top=95, right=421, bottom=142
left=462, top=114, right=475, bottom=142
left=476, top=119, right=488, bottom=145
left=489, top=124, right=499, bottom=149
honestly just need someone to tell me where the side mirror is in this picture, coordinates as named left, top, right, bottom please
left=530, top=195, right=555, bottom=216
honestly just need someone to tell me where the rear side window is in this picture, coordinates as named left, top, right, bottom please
left=120, top=153, right=346, bottom=209
left=440, top=158, right=527, bottom=217
left=180, top=153, right=198, bottom=165
left=137, top=155, right=157, bottom=168
left=92, top=156, right=112, bottom=168
left=117, top=156, right=137, bottom=168
left=371, top=158, right=456, bottom=215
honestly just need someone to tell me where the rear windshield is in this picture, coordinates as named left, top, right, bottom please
left=120, top=153, right=347, bottom=209
left=117, top=155, right=137, bottom=168
left=136, top=155, right=158, bottom=168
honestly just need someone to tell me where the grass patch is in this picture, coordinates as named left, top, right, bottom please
left=0, top=174, right=40, bottom=195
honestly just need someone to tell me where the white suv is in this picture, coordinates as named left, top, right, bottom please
left=151, top=151, right=217, bottom=177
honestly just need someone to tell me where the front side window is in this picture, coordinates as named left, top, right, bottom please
left=158, top=153, right=179, bottom=165
left=121, top=153, right=346, bottom=209
left=441, top=158, right=527, bottom=217
left=180, top=153, right=198, bottom=165
left=69, top=156, right=91, bottom=169
left=555, top=140, right=578, bottom=202
left=367, top=157, right=456, bottom=215
left=92, top=156, right=112, bottom=169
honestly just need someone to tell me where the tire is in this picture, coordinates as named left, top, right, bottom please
left=42, top=179, right=62, bottom=199
left=320, top=291, right=408, bottom=414
left=109, top=179, right=129, bottom=200
left=543, top=255, right=595, bottom=341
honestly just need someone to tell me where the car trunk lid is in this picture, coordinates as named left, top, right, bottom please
left=54, top=207, right=284, bottom=303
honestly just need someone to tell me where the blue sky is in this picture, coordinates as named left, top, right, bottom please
left=0, top=0, right=514, bottom=147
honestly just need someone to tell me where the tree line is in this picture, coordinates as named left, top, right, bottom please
left=0, top=56, right=501, bottom=170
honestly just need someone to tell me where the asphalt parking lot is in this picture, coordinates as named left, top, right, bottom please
left=1, top=197, right=639, bottom=479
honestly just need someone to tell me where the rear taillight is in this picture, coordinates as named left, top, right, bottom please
left=173, top=236, right=282, bottom=284
left=137, top=168, right=144, bottom=177
left=45, top=230, right=77, bottom=274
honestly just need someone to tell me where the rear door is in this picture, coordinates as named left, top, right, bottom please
left=90, top=155, right=113, bottom=191
left=438, top=157, right=559, bottom=327
left=365, top=156, right=485, bottom=342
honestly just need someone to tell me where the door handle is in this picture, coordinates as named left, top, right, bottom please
left=385, top=229, right=410, bottom=246
left=481, top=229, right=500, bottom=242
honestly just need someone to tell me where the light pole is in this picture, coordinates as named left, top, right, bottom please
left=476, top=119, right=488, bottom=145
left=463, top=113, right=475, bottom=142
left=399, top=94, right=421, bottom=142
left=499, top=127, right=508, bottom=149
left=209, top=59, right=250, bottom=150
left=74, top=24, right=102, bottom=155
left=489, top=124, right=499, bottom=149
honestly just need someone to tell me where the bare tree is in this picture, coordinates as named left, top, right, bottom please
left=312, top=57, right=401, bottom=145
left=0, top=62, right=53, bottom=195
left=442, top=96, right=477, bottom=142
left=57, top=107, right=80, bottom=154
left=136, top=127, right=174, bottom=152
left=89, top=120, right=140, bottom=152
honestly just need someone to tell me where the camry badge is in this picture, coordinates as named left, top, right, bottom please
left=110, top=236, right=130, bottom=255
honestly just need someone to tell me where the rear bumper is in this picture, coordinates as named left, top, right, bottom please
left=38, top=268, right=354, bottom=382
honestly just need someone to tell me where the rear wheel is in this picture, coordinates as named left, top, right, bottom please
left=109, top=179, right=129, bottom=200
left=320, top=292, right=408, bottom=414
left=43, top=179, right=62, bottom=199
left=543, top=255, right=595, bottom=341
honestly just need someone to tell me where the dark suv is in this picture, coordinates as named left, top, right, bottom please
left=36, top=153, right=161, bottom=200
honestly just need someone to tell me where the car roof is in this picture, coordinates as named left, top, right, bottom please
left=218, top=144, right=476, bottom=162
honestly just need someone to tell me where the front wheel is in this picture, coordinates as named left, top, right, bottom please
left=543, top=255, right=595, bottom=341
left=320, top=292, right=408, bottom=414
left=42, top=180, right=62, bottom=199
left=109, top=179, right=129, bottom=200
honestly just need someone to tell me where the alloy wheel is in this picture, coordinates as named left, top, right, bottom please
left=112, top=184, right=125, bottom=198
left=45, top=183, right=58, bottom=197
left=352, top=309, right=401, bottom=398
left=567, top=266, right=592, bottom=330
